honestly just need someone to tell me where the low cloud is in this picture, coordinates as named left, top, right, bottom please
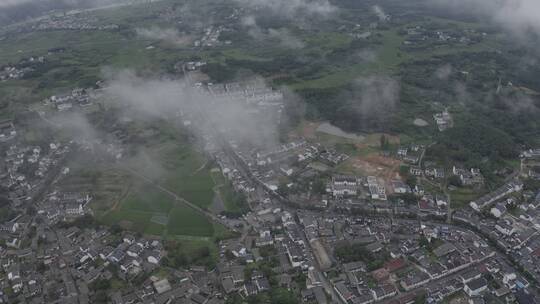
left=0, top=0, right=139, bottom=25
left=234, top=0, right=337, bottom=20
left=498, top=88, right=539, bottom=113
left=355, top=49, right=378, bottom=63
left=135, top=27, right=191, bottom=47
left=267, top=28, right=305, bottom=49
left=352, top=76, right=400, bottom=115
left=102, top=70, right=286, bottom=150
left=0, top=0, right=32, bottom=7
left=242, top=16, right=305, bottom=49
left=432, top=0, right=540, bottom=38
left=0, top=0, right=126, bottom=8
left=435, top=64, right=453, bottom=80
left=454, top=82, right=473, bottom=105
left=337, top=76, right=400, bottom=131
left=48, top=111, right=100, bottom=142
left=372, top=5, right=389, bottom=22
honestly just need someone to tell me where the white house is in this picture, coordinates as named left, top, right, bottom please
left=464, top=278, right=488, bottom=297
left=495, top=221, right=515, bottom=236
left=491, top=203, right=507, bottom=218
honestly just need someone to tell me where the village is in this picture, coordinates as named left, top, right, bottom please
left=0, top=66, right=537, bottom=303
left=0, top=0, right=539, bottom=302
left=0, top=56, right=45, bottom=81
left=24, top=13, right=119, bottom=32
left=175, top=73, right=540, bottom=303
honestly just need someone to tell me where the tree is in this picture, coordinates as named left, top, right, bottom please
left=398, top=193, right=418, bottom=205
left=36, top=262, right=47, bottom=274
left=224, top=250, right=235, bottom=261
left=278, top=181, right=289, bottom=196
left=414, top=294, right=426, bottom=304
left=91, top=279, right=111, bottom=291
left=448, top=175, right=462, bottom=187
left=419, top=236, right=430, bottom=248
left=109, top=224, right=123, bottom=234
left=195, top=246, right=211, bottom=259
left=270, top=288, right=298, bottom=304
left=405, top=175, right=417, bottom=188
left=173, top=253, right=188, bottom=267
left=399, top=165, right=410, bottom=177
left=312, top=179, right=326, bottom=195
left=380, top=135, right=390, bottom=150
left=93, top=290, right=108, bottom=304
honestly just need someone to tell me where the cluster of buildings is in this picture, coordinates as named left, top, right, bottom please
left=452, top=166, right=485, bottom=187
left=0, top=66, right=32, bottom=81
left=396, top=144, right=423, bottom=165
left=204, top=80, right=284, bottom=106
left=521, top=148, right=540, bottom=180
left=329, top=174, right=404, bottom=202
left=329, top=214, right=529, bottom=303
left=455, top=191, right=540, bottom=292
left=37, top=192, right=92, bottom=225
left=417, top=194, right=449, bottom=217
left=184, top=61, right=207, bottom=71
left=209, top=111, right=540, bottom=303
left=469, top=180, right=523, bottom=211
left=0, top=222, right=180, bottom=303
left=0, top=56, right=45, bottom=81
left=0, top=131, right=232, bottom=303
left=200, top=126, right=539, bottom=303
left=433, top=109, right=453, bottom=132
left=0, top=120, right=17, bottom=143
left=182, top=73, right=539, bottom=303
left=402, top=25, right=486, bottom=47
left=366, top=176, right=387, bottom=201
left=30, top=15, right=119, bottom=32
left=228, top=139, right=323, bottom=195
left=1, top=142, right=71, bottom=208
left=44, top=88, right=95, bottom=111
left=298, top=211, right=527, bottom=304
left=319, top=148, right=349, bottom=166
left=194, top=26, right=230, bottom=47
left=331, top=176, right=360, bottom=198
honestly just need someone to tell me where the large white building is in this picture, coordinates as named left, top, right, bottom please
left=332, top=176, right=359, bottom=197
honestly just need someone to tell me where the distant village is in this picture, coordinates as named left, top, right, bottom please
left=0, top=56, right=45, bottom=81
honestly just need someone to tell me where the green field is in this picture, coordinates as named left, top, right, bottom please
left=93, top=127, right=233, bottom=238
left=449, top=187, right=484, bottom=209
left=100, top=184, right=221, bottom=238
left=290, top=29, right=406, bottom=90
left=157, top=144, right=216, bottom=209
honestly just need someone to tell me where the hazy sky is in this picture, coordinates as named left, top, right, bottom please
left=0, top=0, right=30, bottom=7
left=433, top=0, right=540, bottom=37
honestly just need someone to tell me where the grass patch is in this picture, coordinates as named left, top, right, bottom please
left=122, top=189, right=174, bottom=214
left=100, top=208, right=166, bottom=236
left=450, top=187, right=484, bottom=209
left=99, top=183, right=217, bottom=238
left=160, top=146, right=215, bottom=209
left=290, top=29, right=406, bottom=90
left=167, top=204, right=214, bottom=237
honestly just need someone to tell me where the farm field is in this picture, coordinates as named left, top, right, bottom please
left=99, top=183, right=224, bottom=238
left=153, top=142, right=216, bottom=210
left=98, top=143, right=224, bottom=238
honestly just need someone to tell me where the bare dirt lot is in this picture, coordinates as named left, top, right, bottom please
left=348, top=154, right=401, bottom=180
